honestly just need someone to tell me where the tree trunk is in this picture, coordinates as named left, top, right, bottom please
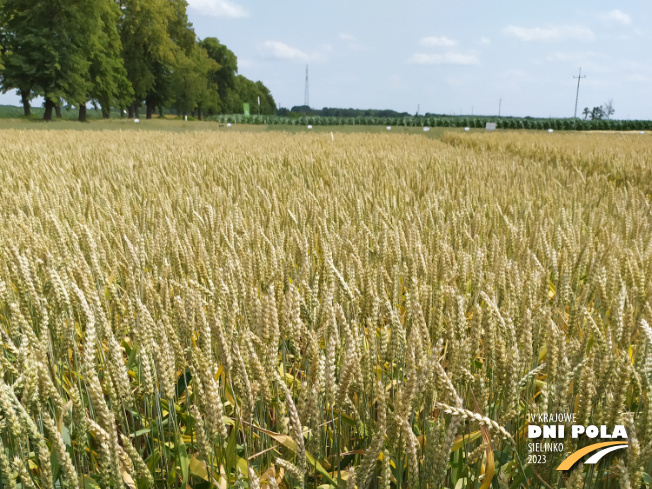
left=20, top=90, right=31, bottom=117
left=120, top=108, right=125, bottom=119
left=55, top=105, right=62, bottom=118
left=159, top=106, right=164, bottom=118
left=99, top=97, right=111, bottom=119
left=128, top=103, right=134, bottom=119
left=44, top=99, right=54, bottom=121
left=146, top=99, right=154, bottom=119
left=134, top=103, right=139, bottom=119
left=197, top=106, right=202, bottom=121
left=79, top=104, right=87, bottom=122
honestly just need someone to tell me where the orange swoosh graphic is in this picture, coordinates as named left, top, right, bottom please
left=556, top=441, right=628, bottom=470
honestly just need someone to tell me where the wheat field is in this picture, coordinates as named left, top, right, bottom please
left=0, top=129, right=650, bottom=489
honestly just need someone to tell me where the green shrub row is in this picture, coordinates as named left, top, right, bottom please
left=209, top=114, right=652, bottom=131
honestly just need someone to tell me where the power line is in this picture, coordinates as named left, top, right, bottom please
left=304, top=65, right=309, bottom=107
left=573, top=67, right=586, bottom=119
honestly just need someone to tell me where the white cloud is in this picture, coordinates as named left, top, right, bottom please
left=420, top=36, right=457, bottom=47
left=339, top=33, right=356, bottom=42
left=503, top=25, right=595, bottom=42
left=260, top=41, right=310, bottom=61
left=600, top=9, right=631, bottom=25
left=258, top=41, right=331, bottom=62
left=186, top=0, right=248, bottom=18
left=409, top=52, right=479, bottom=65
left=480, top=37, right=491, bottom=44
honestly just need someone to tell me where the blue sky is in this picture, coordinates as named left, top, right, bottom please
left=2, top=0, right=651, bottom=118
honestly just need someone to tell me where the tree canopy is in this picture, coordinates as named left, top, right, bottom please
left=582, top=101, right=615, bottom=121
left=1, top=0, right=97, bottom=119
left=0, top=0, right=276, bottom=120
left=199, top=37, right=237, bottom=102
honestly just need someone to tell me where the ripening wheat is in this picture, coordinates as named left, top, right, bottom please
left=0, top=128, right=650, bottom=489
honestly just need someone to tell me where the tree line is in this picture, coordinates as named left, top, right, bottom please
left=0, top=0, right=276, bottom=121
left=287, top=105, right=414, bottom=118
left=582, top=100, right=615, bottom=121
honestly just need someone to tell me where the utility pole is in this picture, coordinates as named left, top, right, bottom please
left=304, top=65, right=309, bottom=108
left=573, top=67, right=586, bottom=119
left=416, top=104, right=420, bottom=116
left=498, top=96, right=502, bottom=117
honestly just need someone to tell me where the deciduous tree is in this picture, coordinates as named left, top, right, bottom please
left=119, top=0, right=175, bottom=118
left=80, top=0, right=133, bottom=121
left=603, top=99, right=615, bottom=119
left=0, top=0, right=96, bottom=120
left=225, top=75, right=276, bottom=115
left=199, top=37, right=237, bottom=111
left=172, top=45, right=219, bottom=119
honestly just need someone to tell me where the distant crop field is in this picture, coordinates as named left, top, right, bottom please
left=0, top=130, right=650, bottom=489
left=0, top=117, right=478, bottom=138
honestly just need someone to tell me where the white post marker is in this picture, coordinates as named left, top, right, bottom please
left=307, top=125, right=313, bottom=129
left=464, top=127, right=470, bottom=132
left=134, top=119, right=140, bottom=124
left=227, top=123, right=232, bottom=127
left=548, top=129, right=554, bottom=133
left=640, top=131, right=645, bottom=135
left=184, top=115, right=188, bottom=122
left=386, top=126, right=391, bottom=130
left=423, top=127, right=430, bottom=132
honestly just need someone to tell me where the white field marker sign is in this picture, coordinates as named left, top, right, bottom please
left=548, top=129, right=554, bottom=133
left=134, top=119, right=140, bottom=124
left=307, top=125, right=313, bottom=129
left=465, top=127, right=470, bottom=131
left=641, top=131, right=645, bottom=135
left=227, top=123, right=232, bottom=127
left=387, top=126, right=391, bottom=130
left=423, top=127, right=430, bottom=132
left=184, top=115, right=188, bottom=122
